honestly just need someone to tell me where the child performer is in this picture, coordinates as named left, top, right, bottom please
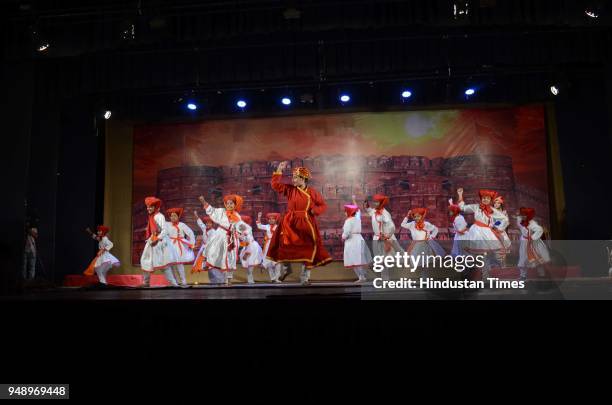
left=363, top=194, right=404, bottom=281
left=267, top=161, right=332, bottom=285
left=456, top=188, right=505, bottom=280
left=166, top=207, right=195, bottom=288
left=516, top=207, right=551, bottom=281
left=83, top=225, right=120, bottom=285
left=400, top=208, right=446, bottom=271
left=492, top=195, right=512, bottom=266
left=237, top=215, right=264, bottom=284
left=448, top=199, right=469, bottom=257
left=193, top=211, right=224, bottom=283
left=140, top=196, right=180, bottom=287
left=198, top=194, right=243, bottom=286
left=341, top=204, right=372, bottom=283
left=256, top=212, right=282, bottom=283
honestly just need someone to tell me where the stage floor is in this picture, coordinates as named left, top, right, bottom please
left=4, top=278, right=612, bottom=300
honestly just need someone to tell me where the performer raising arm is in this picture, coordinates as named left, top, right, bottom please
left=256, top=211, right=282, bottom=283
left=198, top=194, right=243, bottom=286
left=456, top=188, right=505, bottom=280
left=266, top=161, right=332, bottom=285
left=83, top=225, right=120, bottom=285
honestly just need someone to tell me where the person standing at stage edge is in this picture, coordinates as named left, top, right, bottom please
left=266, top=161, right=332, bottom=285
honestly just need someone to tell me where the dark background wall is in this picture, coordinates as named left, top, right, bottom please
left=2, top=0, right=612, bottom=288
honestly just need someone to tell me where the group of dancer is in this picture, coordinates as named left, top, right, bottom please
left=83, top=161, right=551, bottom=286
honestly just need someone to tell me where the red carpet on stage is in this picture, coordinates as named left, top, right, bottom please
left=63, top=274, right=171, bottom=287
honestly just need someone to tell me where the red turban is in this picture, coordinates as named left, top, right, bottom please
left=479, top=189, right=498, bottom=200
left=266, top=213, right=281, bottom=221
left=409, top=208, right=427, bottom=230
left=373, top=194, right=389, bottom=212
left=519, top=207, right=536, bottom=227
left=240, top=215, right=252, bottom=225
left=144, top=196, right=161, bottom=209
left=448, top=201, right=461, bottom=222
left=166, top=207, right=184, bottom=221
left=97, top=225, right=110, bottom=236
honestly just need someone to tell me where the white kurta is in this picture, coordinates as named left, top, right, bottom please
left=203, top=206, right=240, bottom=271
left=140, top=212, right=180, bottom=272
left=457, top=202, right=504, bottom=253
left=166, top=221, right=196, bottom=264
left=366, top=207, right=398, bottom=240
left=491, top=208, right=512, bottom=250
left=450, top=215, right=469, bottom=256
left=239, top=227, right=264, bottom=268
left=257, top=222, right=279, bottom=269
left=342, top=211, right=372, bottom=267
left=400, top=219, right=446, bottom=256
left=517, top=218, right=551, bottom=267
left=92, top=235, right=120, bottom=268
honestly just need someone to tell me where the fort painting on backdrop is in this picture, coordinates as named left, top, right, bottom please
left=131, top=106, right=550, bottom=264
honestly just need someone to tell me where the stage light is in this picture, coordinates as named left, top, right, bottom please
left=281, top=97, right=292, bottom=106
left=550, top=86, right=560, bottom=96
left=453, top=1, right=471, bottom=20
left=465, top=88, right=475, bottom=96
left=236, top=100, right=247, bottom=109
left=187, top=102, right=198, bottom=111
left=103, top=110, right=112, bottom=120
left=37, top=41, right=50, bottom=52
left=339, top=94, right=351, bottom=103
left=585, top=9, right=600, bottom=18
left=401, top=90, right=412, bottom=99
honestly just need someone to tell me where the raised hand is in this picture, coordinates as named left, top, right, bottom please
left=277, top=161, right=289, bottom=172
left=193, top=210, right=199, bottom=220
left=257, top=212, right=263, bottom=220
left=198, top=195, right=208, bottom=206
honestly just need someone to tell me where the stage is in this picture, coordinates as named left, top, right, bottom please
left=5, top=277, right=612, bottom=301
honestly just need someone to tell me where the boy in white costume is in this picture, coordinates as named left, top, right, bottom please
left=237, top=215, right=264, bottom=284
left=363, top=194, right=404, bottom=281
left=517, top=207, right=551, bottom=281
left=256, top=212, right=282, bottom=283
left=166, top=207, right=195, bottom=288
left=400, top=208, right=446, bottom=273
left=83, top=225, right=120, bottom=285
left=456, top=188, right=505, bottom=280
left=140, top=196, right=180, bottom=287
left=341, top=204, right=372, bottom=283
left=491, top=195, right=512, bottom=266
left=198, top=194, right=243, bottom=286
left=448, top=199, right=469, bottom=257
left=192, top=212, right=224, bottom=284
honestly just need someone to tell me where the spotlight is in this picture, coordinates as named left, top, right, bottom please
left=187, top=102, right=198, bottom=111
left=339, top=94, right=351, bottom=103
left=401, top=90, right=412, bottom=99
left=103, top=110, right=112, bottom=120
left=37, top=41, right=50, bottom=52
left=585, top=9, right=600, bottom=18
left=236, top=100, right=247, bottom=109
left=465, top=88, right=476, bottom=96
left=550, top=86, right=560, bottom=96
left=281, top=97, right=292, bottom=106
left=453, top=1, right=471, bottom=20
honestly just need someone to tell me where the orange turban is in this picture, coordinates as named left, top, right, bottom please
left=223, top=194, right=243, bottom=211
left=166, top=207, right=184, bottom=220
left=479, top=189, right=498, bottom=200
left=292, top=167, right=311, bottom=179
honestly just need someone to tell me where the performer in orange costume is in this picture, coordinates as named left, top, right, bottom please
left=266, top=161, right=332, bottom=284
